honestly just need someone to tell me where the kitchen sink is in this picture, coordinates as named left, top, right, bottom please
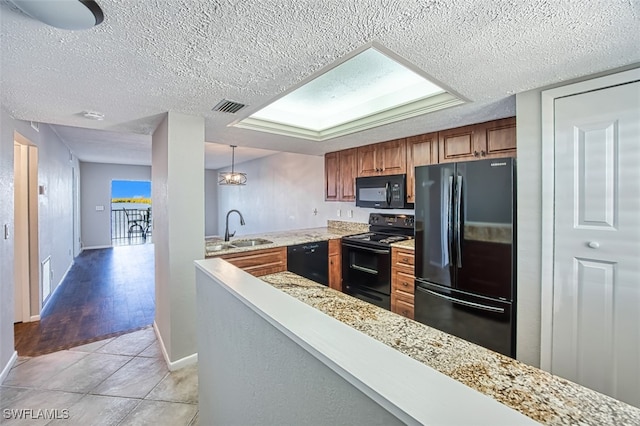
left=230, top=238, right=273, bottom=247
left=206, top=242, right=235, bottom=252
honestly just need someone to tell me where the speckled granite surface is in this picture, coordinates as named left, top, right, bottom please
left=260, top=271, right=640, bottom=426
left=205, top=222, right=366, bottom=257
left=391, top=238, right=415, bottom=249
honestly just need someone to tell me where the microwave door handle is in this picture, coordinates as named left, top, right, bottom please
left=385, top=181, right=391, bottom=206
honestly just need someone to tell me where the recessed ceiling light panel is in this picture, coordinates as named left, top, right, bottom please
left=232, top=43, right=466, bottom=141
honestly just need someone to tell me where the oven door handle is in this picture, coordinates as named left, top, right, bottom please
left=350, top=264, right=379, bottom=275
left=342, top=243, right=390, bottom=255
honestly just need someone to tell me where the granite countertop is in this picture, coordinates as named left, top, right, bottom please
left=260, top=271, right=640, bottom=426
left=391, top=238, right=415, bottom=249
left=205, top=221, right=369, bottom=257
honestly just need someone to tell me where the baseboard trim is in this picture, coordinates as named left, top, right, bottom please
left=152, top=321, right=198, bottom=372
left=29, top=315, right=41, bottom=322
left=0, top=351, right=18, bottom=384
left=82, top=245, right=113, bottom=250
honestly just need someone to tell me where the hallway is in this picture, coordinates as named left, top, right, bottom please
left=14, top=245, right=155, bottom=357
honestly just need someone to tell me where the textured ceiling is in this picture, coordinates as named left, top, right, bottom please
left=1, top=0, right=639, bottom=168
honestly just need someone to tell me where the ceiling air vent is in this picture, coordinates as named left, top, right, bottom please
left=212, top=99, right=246, bottom=114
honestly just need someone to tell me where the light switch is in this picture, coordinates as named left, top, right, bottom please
left=96, top=205, right=105, bottom=211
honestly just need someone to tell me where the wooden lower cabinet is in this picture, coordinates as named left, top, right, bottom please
left=220, top=247, right=287, bottom=277
left=391, top=247, right=415, bottom=319
left=328, top=239, right=342, bottom=291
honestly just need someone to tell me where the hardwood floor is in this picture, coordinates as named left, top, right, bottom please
left=14, top=244, right=155, bottom=356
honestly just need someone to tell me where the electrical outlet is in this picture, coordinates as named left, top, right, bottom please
left=336, top=209, right=341, bottom=217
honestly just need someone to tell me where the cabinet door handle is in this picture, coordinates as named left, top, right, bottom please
left=480, top=150, right=486, bottom=157
left=473, top=150, right=480, bottom=157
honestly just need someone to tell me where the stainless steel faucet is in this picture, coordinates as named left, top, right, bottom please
left=224, top=209, right=245, bottom=241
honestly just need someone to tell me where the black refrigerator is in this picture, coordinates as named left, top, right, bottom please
left=413, top=158, right=516, bottom=357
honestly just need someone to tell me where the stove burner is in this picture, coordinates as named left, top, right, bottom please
left=379, top=235, right=408, bottom=244
left=344, top=232, right=410, bottom=246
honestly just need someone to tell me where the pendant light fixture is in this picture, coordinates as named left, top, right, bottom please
left=218, top=145, right=247, bottom=186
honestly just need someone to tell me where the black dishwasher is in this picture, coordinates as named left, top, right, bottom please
left=287, top=241, right=328, bottom=286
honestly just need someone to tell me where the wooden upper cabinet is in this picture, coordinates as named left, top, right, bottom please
left=324, top=151, right=339, bottom=201
left=324, top=148, right=357, bottom=201
left=439, top=117, right=516, bottom=163
left=477, top=117, right=517, bottom=159
left=358, top=138, right=406, bottom=176
left=438, top=123, right=477, bottom=163
left=406, top=132, right=438, bottom=203
left=379, top=138, right=406, bottom=175
left=338, top=148, right=357, bottom=201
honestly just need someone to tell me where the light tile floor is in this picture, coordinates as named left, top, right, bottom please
left=0, top=327, right=198, bottom=426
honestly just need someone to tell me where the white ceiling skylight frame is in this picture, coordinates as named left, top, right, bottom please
left=231, top=42, right=467, bottom=141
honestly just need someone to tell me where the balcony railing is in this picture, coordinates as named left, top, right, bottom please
left=111, top=208, right=152, bottom=245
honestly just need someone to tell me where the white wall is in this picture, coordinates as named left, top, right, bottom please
left=33, top=124, right=78, bottom=315
left=79, top=162, right=151, bottom=248
left=216, top=152, right=411, bottom=236
left=515, top=91, right=543, bottom=366
left=0, top=108, right=16, bottom=377
left=204, top=169, right=218, bottom=236
left=1, top=109, right=78, bottom=378
left=152, top=111, right=204, bottom=365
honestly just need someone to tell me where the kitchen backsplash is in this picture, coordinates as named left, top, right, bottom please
left=327, top=220, right=369, bottom=233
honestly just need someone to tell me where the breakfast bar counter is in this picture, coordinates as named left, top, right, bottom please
left=195, top=256, right=640, bottom=426
left=259, top=271, right=640, bottom=426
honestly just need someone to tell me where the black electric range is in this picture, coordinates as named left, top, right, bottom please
left=341, top=213, right=414, bottom=310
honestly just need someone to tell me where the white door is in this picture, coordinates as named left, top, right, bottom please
left=552, top=81, right=640, bottom=407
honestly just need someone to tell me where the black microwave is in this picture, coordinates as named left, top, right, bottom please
left=355, top=174, right=412, bottom=209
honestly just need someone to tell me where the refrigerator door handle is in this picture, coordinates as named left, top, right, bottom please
left=420, top=287, right=505, bottom=314
left=447, top=176, right=454, bottom=267
left=455, top=175, right=463, bottom=268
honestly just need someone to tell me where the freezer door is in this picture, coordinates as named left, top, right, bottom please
left=455, top=158, right=515, bottom=300
left=414, top=163, right=456, bottom=288
left=414, top=283, right=514, bottom=357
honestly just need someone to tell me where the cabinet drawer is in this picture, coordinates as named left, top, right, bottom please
left=221, top=247, right=287, bottom=277
left=392, top=293, right=414, bottom=319
left=393, top=250, right=414, bottom=267
left=392, top=269, right=414, bottom=296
